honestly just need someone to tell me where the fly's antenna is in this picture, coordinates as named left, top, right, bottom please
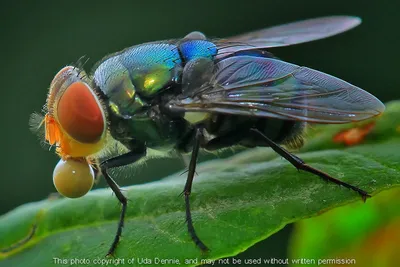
left=29, top=112, right=45, bottom=132
left=29, top=112, right=52, bottom=150
left=73, top=55, right=91, bottom=79
left=75, top=55, right=90, bottom=69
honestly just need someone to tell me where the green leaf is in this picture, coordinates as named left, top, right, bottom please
left=288, top=188, right=400, bottom=267
left=1, top=101, right=400, bottom=267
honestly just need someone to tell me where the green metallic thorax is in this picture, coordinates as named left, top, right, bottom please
left=93, top=38, right=217, bottom=149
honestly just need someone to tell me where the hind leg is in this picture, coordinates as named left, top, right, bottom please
left=250, top=128, right=370, bottom=201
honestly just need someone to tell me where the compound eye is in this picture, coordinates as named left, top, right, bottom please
left=53, top=158, right=95, bottom=198
left=57, top=82, right=105, bottom=143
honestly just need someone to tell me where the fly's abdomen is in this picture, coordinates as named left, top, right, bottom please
left=94, top=43, right=183, bottom=117
left=201, top=115, right=305, bottom=151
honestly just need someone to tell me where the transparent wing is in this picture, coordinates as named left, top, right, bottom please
left=167, top=56, right=385, bottom=123
left=215, top=16, right=361, bottom=58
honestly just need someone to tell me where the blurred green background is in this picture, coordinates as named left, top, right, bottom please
left=1, top=0, right=399, bottom=265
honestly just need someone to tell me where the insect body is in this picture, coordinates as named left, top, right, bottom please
left=30, top=16, right=385, bottom=255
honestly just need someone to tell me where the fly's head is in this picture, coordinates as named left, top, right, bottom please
left=30, top=66, right=108, bottom=198
left=43, top=66, right=108, bottom=159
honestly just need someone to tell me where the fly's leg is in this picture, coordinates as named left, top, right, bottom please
left=251, top=129, right=370, bottom=202
left=182, top=127, right=209, bottom=252
left=100, top=149, right=146, bottom=256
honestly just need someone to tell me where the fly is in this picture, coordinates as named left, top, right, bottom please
left=30, top=16, right=385, bottom=255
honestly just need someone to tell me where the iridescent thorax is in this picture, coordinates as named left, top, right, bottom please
left=93, top=40, right=217, bottom=119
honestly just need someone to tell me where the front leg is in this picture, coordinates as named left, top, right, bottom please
left=182, top=127, right=209, bottom=252
left=100, top=148, right=146, bottom=256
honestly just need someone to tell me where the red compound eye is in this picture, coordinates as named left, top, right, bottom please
left=57, top=81, right=105, bottom=143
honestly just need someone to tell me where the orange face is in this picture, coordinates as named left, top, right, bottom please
left=45, top=66, right=107, bottom=158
